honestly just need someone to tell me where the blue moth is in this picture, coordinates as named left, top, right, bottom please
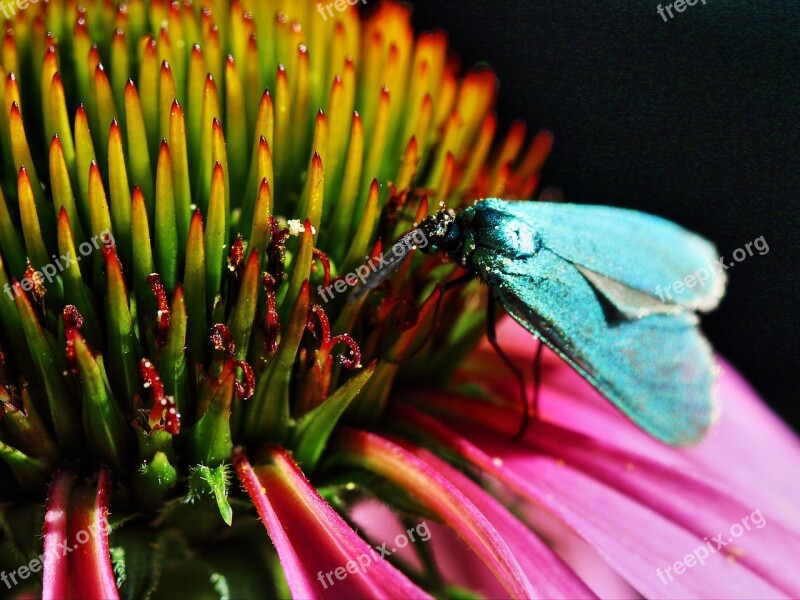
left=355, top=199, right=727, bottom=446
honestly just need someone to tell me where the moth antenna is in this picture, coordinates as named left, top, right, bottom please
left=349, top=228, right=425, bottom=302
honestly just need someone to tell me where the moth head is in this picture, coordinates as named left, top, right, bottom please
left=417, top=209, right=460, bottom=255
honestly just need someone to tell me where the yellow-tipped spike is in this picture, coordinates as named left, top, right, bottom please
left=3, top=30, right=20, bottom=77
left=205, top=162, right=227, bottom=313
left=197, top=74, right=222, bottom=210
left=169, top=101, right=192, bottom=258
left=49, top=74, right=76, bottom=180
left=155, top=141, right=179, bottom=294
left=50, top=134, right=87, bottom=249
left=18, top=167, right=51, bottom=272
left=93, top=64, right=118, bottom=163
left=131, top=185, right=156, bottom=316
left=40, top=45, right=58, bottom=140
left=330, top=112, right=364, bottom=254
left=361, top=86, right=390, bottom=198
left=9, top=103, right=51, bottom=235
left=110, top=29, right=130, bottom=130
left=224, top=56, right=248, bottom=189
left=291, top=44, right=311, bottom=172
left=124, top=81, right=154, bottom=214
left=107, top=120, right=132, bottom=266
left=88, top=161, right=113, bottom=249
left=186, top=44, right=206, bottom=177
left=244, top=35, right=262, bottom=135
left=245, top=91, right=275, bottom=203
left=457, top=113, right=497, bottom=197
left=274, top=65, right=291, bottom=187
left=159, top=61, right=178, bottom=143
left=139, top=36, right=160, bottom=161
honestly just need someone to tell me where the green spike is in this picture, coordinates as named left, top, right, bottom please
left=0, top=184, right=26, bottom=278
left=191, top=369, right=235, bottom=467
left=155, top=141, right=178, bottom=294
left=131, top=187, right=157, bottom=320
left=105, top=248, right=141, bottom=413
left=74, top=333, right=131, bottom=469
left=292, top=362, right=375, bottom=470
left=14, top=291, right=77, bottom=448
left=74, top=105, right=97, bottom=227
left=204, top=163, right=227, bottom=315
left=245, top=281, right=310, bottom=443
left=228, top=251, right=260, bottom=362
left=184, top=211, right=208, bottom=373
left=159, top=286, right=189, bottom=417
left=107, top=120, right=133, bottom=265
left=168, top=101, right=191, bottom=266
left=56, top=209, right=102, bottom=345
left=124, top=81, right=155, bottom=214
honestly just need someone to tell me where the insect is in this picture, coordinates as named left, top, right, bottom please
left=354, top=199, right=726, bottom=446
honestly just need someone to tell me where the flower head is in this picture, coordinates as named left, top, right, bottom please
left=0, top=1, right=797, bottom=598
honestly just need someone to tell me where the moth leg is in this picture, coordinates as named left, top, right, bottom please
left=386, top=273, right=475, bottom=363
left=531, top=338, right=544, bottom=424
left=486, top=294, right=530, bottom=440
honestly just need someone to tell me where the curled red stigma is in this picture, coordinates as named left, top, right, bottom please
left=263, top=274, right=280, bottom=356
left=209, top=324, right=255, bottom=400
left=312, top=248, right=332, bottom=288
left=140, top=358, right=180, bottom=435
left=24, top=262, right=46, bottom=303
left=234, top=361, right=255, bottom=400
left=147, top=274, right=171, bottom=347
left=228, top=235, right=245, bottom=273
left=267, top=216, right=291, bottom=283
left=306, top=304, right=362, bottom=369
left=63, top=305, right=84, bottom=374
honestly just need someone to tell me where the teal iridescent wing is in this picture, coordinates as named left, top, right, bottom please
left=467, top=200, right=725, bottom=445
left=472, top=199, right=726, bottom=313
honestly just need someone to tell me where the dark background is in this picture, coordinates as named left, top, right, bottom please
left=406, top=0, right=800, bottom=431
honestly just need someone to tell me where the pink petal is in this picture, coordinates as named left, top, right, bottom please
left=682, top=359, right=800, bottom=530
left=520, top=419, right=800, bottom=597
left=43, top=469, right=118, bottom=600
left=400, top=408, right=790, bottom=599
left=332, top=429, right=538, bottom=599
left=42, top=471, right=75, bottom=600
left=233, top=446, right=430, bottom=600
left=461, top=317, right=800, bottom=530
left=392, top=436, right=597, bottom=599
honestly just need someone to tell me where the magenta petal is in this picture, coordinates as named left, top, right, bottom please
left=42, top=469, right=118, bottom=600
left=393, top=437, right=597, bottom=599
left=682, top=359, right=800, bottom=530
left=332, top=429, right=538, bottom=599
left=522, top=420, right=800, bottom=597
left=233, top=447, right=431, bottom=600
left=403, top=409, right=789, bottom=599
left=464, top=317, right=800, bottom=531
left=42, top=471, right=75, bottom=600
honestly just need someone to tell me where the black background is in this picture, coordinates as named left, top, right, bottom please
left=405, top=0, right=800, bottom=431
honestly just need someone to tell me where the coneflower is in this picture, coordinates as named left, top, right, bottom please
left=0, top=1, right=798, bottom=599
